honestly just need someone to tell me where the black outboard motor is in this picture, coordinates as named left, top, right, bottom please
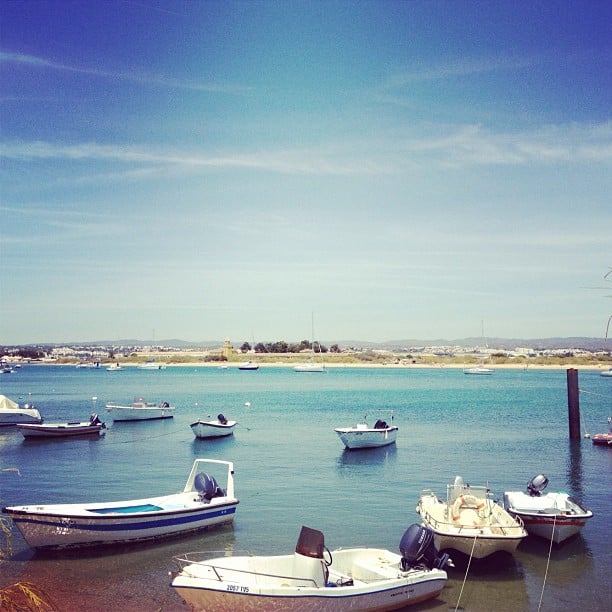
left=194, top=472, right=224, bottom=500
left=217, top=413, right=228, bottom=425
left=399, top=524, right=452, bottom=571
left=527, top=474, right=549, bottom=496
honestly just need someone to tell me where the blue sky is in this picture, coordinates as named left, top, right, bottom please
left=1, top=0, right=611, bottom=345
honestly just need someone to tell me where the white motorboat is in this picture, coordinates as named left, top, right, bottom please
left=171, top=523, right=452, bottom=611
left=191, top=414, right=236, bottom=439
left=600, top=368, right=612, bottom=377
left=238, top=360, right=259, bottom=370
left=0, top=394, right=42, bottom=427
left=105, top=397, right=175, bottom=421
left=137, top=360, right=167, bottom=370
left=76, top=361, right=100, bottom=369
left=293, top=361, right=325, bottom=372
left=416, top=476, right=527, bottom=559
left=106, top=363, right=123, bottom=371
left=17, top=413, right=106, bottom=439
left=335, top=414, right=398, bottom=449
left=2, top=459, right=237, bottom=550
left=463, top=366, right=494, bottom=375
left=504, top=474, right=593, bottom=544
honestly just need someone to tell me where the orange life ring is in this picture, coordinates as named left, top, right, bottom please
left=452, top=494, right=485, bottom=521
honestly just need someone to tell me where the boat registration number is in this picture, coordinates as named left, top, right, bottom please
left=226, top=584, right=249, bottom=593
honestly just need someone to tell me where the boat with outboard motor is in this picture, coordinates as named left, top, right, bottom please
left=105, top=397, right=175, bottom=421
left=503, top=474, right=593, bottom=544
left=417, top=476, right=527, bottom=559
left=0, top=394, right=42, bottom=427
left=335, top=413, right=398, bottom=449
left=191, top=414, right=236, bottom=439
left=171, top=523, right=452, bottom=611
left=2, top=459, right=237, bottom=550
left=17, top=413, right=106, bottom=439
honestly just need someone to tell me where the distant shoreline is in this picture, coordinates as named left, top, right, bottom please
left=27, top=361, right=609, bottom=371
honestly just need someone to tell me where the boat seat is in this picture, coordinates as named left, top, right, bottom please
left=351, top=559, right=399, bottom=582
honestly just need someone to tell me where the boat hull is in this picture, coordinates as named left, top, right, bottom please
left=4, top=497, right=237, bottom=549
left=105, top=404, right=175, bottom=421
left=191, top=420, right=236, bottom=439
left=335, top=427, right=398, bottom=449
left=0, top=410, right=43, bottom=426
left=417, top=489, right=526, bottom=559
left=503, top=491, right=593, bottom=544
left=2, top=458, right=238, bottom=549
left=172, top=547, right=446, bottom=612
left=17, top=422, right=105, bottom=438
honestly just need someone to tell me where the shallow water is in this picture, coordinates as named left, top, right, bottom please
left=1, top=365, right=610, bottom=611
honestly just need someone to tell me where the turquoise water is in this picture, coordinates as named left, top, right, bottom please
left=1, top=365, right=610, bottom=611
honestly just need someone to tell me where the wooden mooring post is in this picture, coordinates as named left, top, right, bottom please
left=567, top=368, right=581, bottom=439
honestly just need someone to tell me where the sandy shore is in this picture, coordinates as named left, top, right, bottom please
left=53, top=361, right=610, bottom=371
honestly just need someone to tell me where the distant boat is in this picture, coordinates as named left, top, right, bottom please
left=17, top=413, right=106, bottom=439
left=294, top=312, right=326, bottom=372
left=463, top=365, right=494, bottom=375
left=106, top=363, right=123, bottom=371
left=335, top=414, right=398, bottom=449
left=464, top=321, right=494, bottom=374
left=600, top=368, right=612, bottom=377
left=2, top=458, right=238, bottom=550
left=293, top=361, right=326, bottom=372
left=105, top=397, right=175, bottom=421
left=0, top=394, right=43, bottom=427
left=238, top=361, right=259, bottom=370
left=76, top=361, right=100, bottom=369
left=137, top=360, right=167, bottom=370
left=191, top=414, right=236, bottom=439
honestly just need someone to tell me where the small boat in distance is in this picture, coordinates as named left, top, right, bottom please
left=238, top=360, right=259, bottom=370
left=171, top=523, right=452, bottom=611
left=2, top=458, right=238, bottom=550
left=0, top=394, right=42, bottom=427
left=335, top=413, right=398, bottom=449
left=600, top=368, right=612, bottom=377
left=76, top=361, right=101, bottom=369
left=191, top=414, right=237, bottom=439
left=137, top=360, right=167, bottom=370
left=463, top=365, right=494, bottom=375
left=591, top=417, right=612, bottom=446
left=503, top=474, right=593, bottom=544
left=106, top=362, right=123, bottom=371
left=105, top=397, right=175, bottom=421
left=416, top=476, right=527, bottom=559
left=17, top=413, right=106, bottom=439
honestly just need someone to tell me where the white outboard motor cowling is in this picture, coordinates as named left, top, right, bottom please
left=399, top=524, right=451, bottom=571
left=527, top=474, right=549, bottom=496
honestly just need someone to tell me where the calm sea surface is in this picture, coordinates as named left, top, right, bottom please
left=1, top=365, right=610, bottom=611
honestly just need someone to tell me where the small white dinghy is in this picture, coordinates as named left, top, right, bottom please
left=17, top=413, right=106, bottom=438
left=417, top=476, right=527, bottom=559
left=171, top=523, right=452, bottom=611
left=191, top=414, right=236, bottom=439
left=2, top=459, right=238, bottom=550
left=503, top=474, right=593, bottom=544
left=335, top=414, right=398, bottom=449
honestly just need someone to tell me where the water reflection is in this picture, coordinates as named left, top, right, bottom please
left=566, top=438, right=585, bottom=498
left=336, top=443, right=397, bottom=467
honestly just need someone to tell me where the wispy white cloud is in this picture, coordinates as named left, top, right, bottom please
left=2, top=120, right=610, bottom=182
left=0, top=51, right=251, bottom=94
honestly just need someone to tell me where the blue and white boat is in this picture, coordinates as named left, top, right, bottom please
left=2, top=459, right=238, bottom=550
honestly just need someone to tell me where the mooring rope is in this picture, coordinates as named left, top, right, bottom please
left=579, top=388, right=612, bottom=400
left=537, top=514, right=557, bottom=612
left=102, top=426, right=189, bottom=445
left=454, top=533, right=478, bottom=611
